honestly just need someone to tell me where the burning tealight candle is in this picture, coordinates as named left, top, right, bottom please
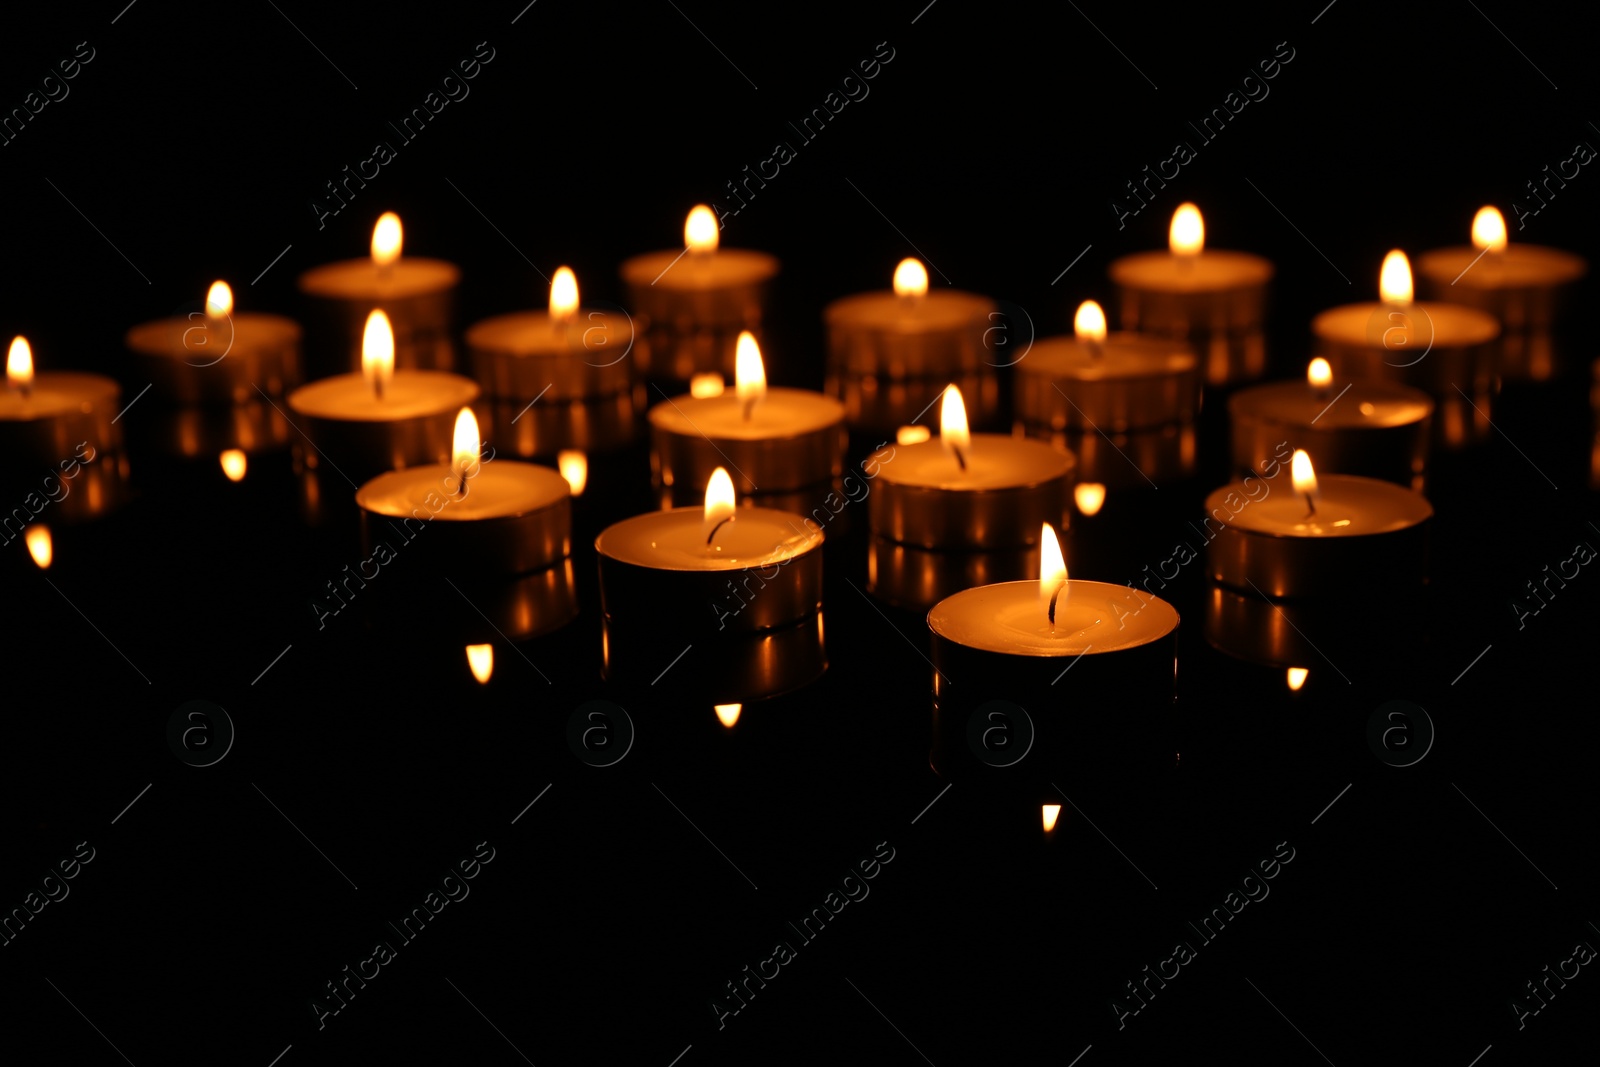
left=649, top=331, right=846, bottom=498
left=1203, top=449, right=1432, bottom=597
left=1228, top=356, right=1434, bottom=489
left=1, top=336, right=124, bottom=517
left=595, top=466, right=824, bottom=634
left=125, top=280, right=303, bottom=404
left=825, top=257, right=999, bottom=434
left=1109, top=203, right=1274, bottom=385
left=286, top=309, right=479, bottom=484
left=355, top=407, right=572, bottom=578
left=620, top=205, right=778, bottom=381
left=1416, top=205, right=1588, bottom=380
left=1016, top=299, right=1199, bottom=433
left=467, top=266, right=635, bottom=403
left=298, top=212, right=461, bottom=376
left=1312, top=250, right=1499, bottom=448
left=869, top=384, right=1072, bottom=550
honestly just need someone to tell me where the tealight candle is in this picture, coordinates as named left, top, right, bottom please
left=1, top=336, right=122, bottom=483
left=286, top=310, right=479, bottom=484
left=595, top=467, right=824, bottom=634
left=620, top=205, right=778, bottom=381
left=927, top=525, right=1179, bottom=780
left=649, top=331, right=845, bottom=497
left=825, top=258, right=999, bottom=434
left=355, top=408, right=571, bottom=578
left=1229, top=357, right=1433, bottom=489
left=1109, top=203, right=1274, bottom=385
left=298, top=212, right=460, bottom=376
left=1313, top=250, right=1499, bottom=450
left=466, top=266, right=634, bottom=402
left=1016, top=300, right=1199, bottom=432
left=1416, top=205, right=1588, bottom=380
left=868, top=385, right=1072, bottom=550
left=125, top=281, right=303, bottom=404
left=1204, top=450, right=1432, bottom=597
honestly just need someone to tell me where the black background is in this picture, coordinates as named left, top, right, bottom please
left=2, top=1, right=1597, bottom=1064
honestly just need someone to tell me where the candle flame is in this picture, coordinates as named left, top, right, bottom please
left=893, top=257, right=929, bottom=298
left=219, top=449, right=247, bottom=482
left=467, top=644, right=494, bottom=684
left=735, top=331, right=766, bottom=414
left=685, top=205, right=719, bottom=253
left=1073, top=300, right=1107, bottom=343
left=1291, top=449, right=1318, bottom=498
left=704, top=467, right=736, bottom=542
left=362, top=310, right=395, bottom=398
left=1307, top=358, right=1333, bottom=390
left=715, top=703, right=742, bottom=728
left=371, top=212, right=403, bottom=267
left=452, top=407, right=480, bottom=488
left=549, top=266, right=579, bottom=323
left=1472, top=206, right=1508, bottom=252
left=1286, top=667, right=1308, bottom=691
left=1379, top=249, right=1413, bottom=304
left=1040, top=522, right=1068, bottom=620
left=7, top=336, right=33, bottom=390
left=1169, top=203, right=1204, bottom=256
left=939, top=384, right=970, bottom=466
left=558, top=449, right=587, bottom=495
left=689, top=373, right=726, bottom=398
left=1074, top=482, right=1106, bottom=517
left=1042, top=804, right=1062, bottom=833
left=205, top=280, right=233, bottom=320
left=25, top=525, right=52, bottom=569
left=896, top=424, right=931, bottom=445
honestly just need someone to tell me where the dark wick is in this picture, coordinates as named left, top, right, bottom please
left=706, top=517, right=732, bottom=545
left=952, top=445, right=966, bottom=472
left=1303, top=492, right=1315, bottom=518
left=1047, top=580, right=1065, bottom=626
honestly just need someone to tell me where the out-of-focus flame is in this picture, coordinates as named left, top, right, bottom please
left=549, top=266, right=579, bottom=323
left=715, top=703, right=741, bottom=728
left=362, top=310, right=395, bottom=398
left=735, top=331, right=766, bottom=415
left=452, top=407, right=480, bottom=489
left=205, top=280, right=233, bottom=321
left=893, top=257, right=929, bottom=298
left=1291, top=449, right=1318, bottom=499
left=372, top=212, right=403, bottom=267
left=1307, top=358, right=1333, bottom=390
left=467, top=644, right=494, bottom=684
left=558, top=449, right=587, bottom=495
left=220, top=449, right=247, bottom=482
left=690, top=373, right=725, bottom=398
left=7, top=336, right=33, bottom=390
left=896, top=424, right=931, bottom=445
left=1042, top=804, right=1062, bottom=833
left=25, top=525, right=52, bottom=569
left=940, top=384, right=970, bottom=466
left=1074, top=300, right=1107, bottom=343
left=1074, top=482, right=1106, bottom=517
left=685, top=205, right=719, bottom=253
left=1472, top=206, right=1507, bottom=253
left=704, top=467, right=736, bottom=543
left=1379, top=249, right=1413, bottom=304
left=1169, top=203, right=1204, bottom=256
left=1287, top=666, right=1308, bottom=691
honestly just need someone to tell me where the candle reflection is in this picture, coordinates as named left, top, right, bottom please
left=219, top=449, right=247, bottom=482
left=466, top=644, right=494, bottom=684
left=25, top=525, right=51, bottom=569
left=1286, top=666, right=1308, bottom=691
left=715, top=703, right=742, bottom=728
left=1042, top=804, right=1062, bottom=834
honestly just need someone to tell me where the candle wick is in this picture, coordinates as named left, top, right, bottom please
left=1303, top=492, right=1315, bottom=518
left=705, top=516, right=732, bottom=545
left=1047, top=580, right=1065, bottom=626
left=742, top=398, right=755, bottom=422
left=951, top=444, right=966, bottom=472
left=1088, top=341, right=1103, bottom=361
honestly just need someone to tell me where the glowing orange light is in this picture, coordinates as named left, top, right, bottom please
left=940, top=384, right=970, bottom=469
left=362, top=310, right=395, bottom=399
left=734, top=331, right=766, bottom=418
left=1042, top=804, right=1062, bottom=833
left=205, top=280, right=233, bottom=321
left=467, top=644, right=494, bottom=684
left=24, top=525, right=52, bottom=569
left=1291, top=449, right=1318, bottom=500
left=1472, top=206, right=1508, bottom=253
left=715, top=703, right=742, bottom=728
left=1287, top=667, right=1308, bottom=691
left=452, top=407, right=480, bottom=491
left=689, top=373, right=725, bottom=399
left=219, top=449, right=247, bottom=482
left=1074, top=300, right=1107, bottom=343
left=893, top=257, right=929, bottom=298
left=550, top=266, right=579, bottom=324
left=896, top=424, right=931, bottom=445
left=1307, top=358, right=1333, bottom=390
left=7, top=336, right=33, bottom=391
left=558, top=450, right=587, bottom=495
left=1074, top=482, right=1106, bottom=517
left=372, top=212, right=403, bottom=267
left=704, top=467, right=736, bottom=543
left=1169, top=203, right=1204, bottom=256
left=685, top=205, right=719, bottom=253
left=1379, top=250, right=1413, bottom=304
left=1039, top=523, right=1067, bottom=622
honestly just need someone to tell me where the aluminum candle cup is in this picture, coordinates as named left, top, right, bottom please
left=0, top=372, right=122, bottom=473
left=286, top=371, right=479, bottom=484
left=1228, top=379, right=1433, bottom=489
left=1203, top=474, right=1432, bottom=597
left=356, top=459, right=572, bottom=578
left=867, top=435, right=1072, bottom=550
left=297, top=257, right=459, bottom=376
left=928, top=580, right=1180, bottom=780
left=466, top=307, right=634, bottom=401
left=649, top=387, right=846, bottom=495
left=488, top=391, right=638, bottom=459
left=824, top=288, right=996, bottom=379
left=595, top=507, right=824, bottom=635
left=1015, top=333, right=1199, bottom=431
left=619, top=237, right=777, bottom=380
left=1109, top=249, right=1273, bottom=386
left=828, top=369, right=1000, bottom=437
left=1203, top=581, right=1424, bottom=670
